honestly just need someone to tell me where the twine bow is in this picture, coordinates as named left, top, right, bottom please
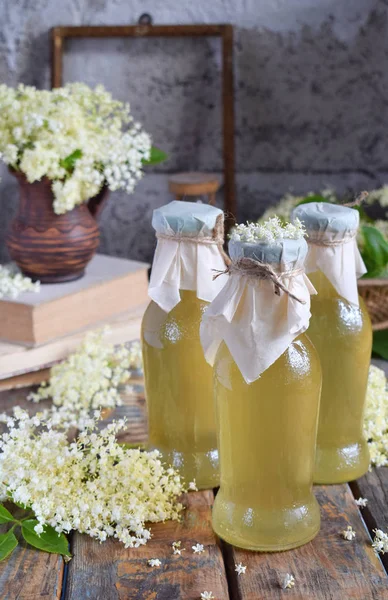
left=213, top=257, right=306, bottom=305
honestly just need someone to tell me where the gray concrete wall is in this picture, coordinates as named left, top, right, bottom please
left=0, top=0, right=387, bottom=264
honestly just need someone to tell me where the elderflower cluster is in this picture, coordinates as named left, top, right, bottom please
left=0, top=264, right=40, bottom=299
left=0, top=408, right=183, bottom=547
left=282, top=573, right=295, bottom=589
left=229, top=216, right=306, bottom=244
left=372, top=529, right=388, bottom=554
left=365, top=185, right=388, bottom=208
left=364, top=365, right=388, bottom=467
left=28, top=331, right=139, bottom=430
left=260, top=189, right=336, bottom=224
left=0, top=83, right=151, bottom=214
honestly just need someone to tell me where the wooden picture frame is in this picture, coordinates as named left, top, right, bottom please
left=51, top=21, right=236, bottom=227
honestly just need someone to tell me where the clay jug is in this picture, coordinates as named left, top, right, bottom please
left=6, top=171, right=109, bottom=283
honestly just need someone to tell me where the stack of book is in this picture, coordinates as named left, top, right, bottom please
left=0, top=254, right=149, bottom=390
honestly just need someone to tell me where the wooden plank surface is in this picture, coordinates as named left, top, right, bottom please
left=224, top=484, right=388, bottom=600
left=65, top=491, right=230, bottom=600
left=0, top=534, right=64, bottom=600
left=0, top=375, right=387, bottom=599
left=350, top=467, right=388, bottom=573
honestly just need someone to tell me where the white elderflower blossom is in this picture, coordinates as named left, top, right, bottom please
left=372, top=529, right=388, bottom=554
left=342, top=526, right=356, bottom=541
left=172, top=541, right=184, bottom=555
left=0, top=409, right=183, bottom=547
left=355, top=497, right=368, bottom=508
left=188, top=480, right=198, bottom=491
left=0, top=264, right=40, bottom=299
left=229, top=216, right=306, bottom=245
left=235, top=562, right=247, bottom=575
left=282, top=573, right=295, bottom=589
left=0, top=83, right=152, bottom=214
left=192, top=543, right=204, bottom=554
left=364, top=365, right=388, bottom=467
left=200, top=592, right=215, bottom=600
left=259, top=189, right=336, bottom=225
left=28, top=332, right=141, bottom=430
left=365, top=185, right=388, bottom=208
left=148, top=559, right=162, bottom=567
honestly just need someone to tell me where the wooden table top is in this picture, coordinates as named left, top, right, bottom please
left=0, top=378, right=387, bottom=600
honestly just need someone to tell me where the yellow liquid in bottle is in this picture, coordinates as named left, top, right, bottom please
left=308, top=271, right=372, bottom=484
left=141, top=290, right=219, bottom=489
left=212, top=335, right=322, bottom=551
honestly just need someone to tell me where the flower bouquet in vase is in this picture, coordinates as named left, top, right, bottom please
left=0, top=83, right=165, bottom=283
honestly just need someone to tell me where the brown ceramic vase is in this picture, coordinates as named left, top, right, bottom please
left=6, top=171, right=109, bottom=283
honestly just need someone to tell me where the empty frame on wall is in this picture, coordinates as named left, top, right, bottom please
left=51, top=20, right=236, bottom=227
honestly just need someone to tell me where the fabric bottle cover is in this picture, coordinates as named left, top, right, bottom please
left=292, top=203, right=366, bottom=306
left=148, top=201, right=227, bottom=313
left=200, top=236, right=316, bottom=384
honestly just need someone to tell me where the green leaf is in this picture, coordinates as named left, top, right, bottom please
left=360, top=225, right=388, bottom=278
left=21, top=520, right=71, bottom=557
left=11, top=500, right=30, bottom=510
left=142, top=146, right=168, bottom=166
left=372, top=330, right=388, bottom=360
left=59, top=149, right=83, bottom=173
left=0, top=505, right=15, bottom=524
left=0, top=530, right=18, bottom=561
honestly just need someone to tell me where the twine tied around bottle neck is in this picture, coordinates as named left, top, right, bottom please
left=213, top=256, right=306, bottom=305
left=156, top=214, right=231, bottom=265
left=306, top=229, right=357, bottom=247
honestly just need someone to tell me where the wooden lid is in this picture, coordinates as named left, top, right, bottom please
left=168, top=172, right=222, bottom=196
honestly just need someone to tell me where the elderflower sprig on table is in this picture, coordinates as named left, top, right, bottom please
left=229, top=216, right=306, bottom=244
left=364, top=365, right=388, bottom=467
left=0, top=264, right=40, bottom=299
left=0, top=83, right=153, bottom=214
left=282, top=573, right=295, bottom=589
left=372, top=529, right=388, bottom=554
left=0, top=408, right=183, bottom=553
left=355, top=497, right=368, bottom=508
left=28, top=331, right=140, bottom=430
left=342, top=526, right=356, bottom=541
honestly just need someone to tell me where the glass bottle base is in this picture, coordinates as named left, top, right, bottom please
left=314, top=441, right=370, bottom=484
left=148, top=445, right=220, bottom=490
left=212, top=491, right=321, bottom=551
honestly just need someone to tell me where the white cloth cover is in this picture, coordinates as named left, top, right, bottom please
left=148, top=201, right=227, bottom=313
left=292, top=203, right=366, bottom=306
left=200, top=237, right=316, bottom=384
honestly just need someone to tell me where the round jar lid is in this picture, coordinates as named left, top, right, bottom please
left=228, top=237, right=308, bottom=267
left=152, top=200, right=223, bottom=236
left=292, top=202, right=359, bottom=235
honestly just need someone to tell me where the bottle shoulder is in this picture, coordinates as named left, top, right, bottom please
left=309, top=294, right=372, bottom=337
left=142, top=293, right=208, bottom=345
left=215, top=335, right=321, bottom=384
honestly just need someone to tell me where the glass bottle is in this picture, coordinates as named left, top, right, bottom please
left=142, top=201, right=227, bottom=489
left=293, top=203, right=372, bottom=484
left=201, top=235, right=322, bottom=551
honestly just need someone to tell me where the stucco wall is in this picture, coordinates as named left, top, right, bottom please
left=0, top=0, right=387, bottom=264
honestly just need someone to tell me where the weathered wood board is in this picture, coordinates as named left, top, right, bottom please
left=0, top=378, right=387, bottom=600
left=66, top=491, right=230, bottom=600
left=225, top=484, right=388, bottom=600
